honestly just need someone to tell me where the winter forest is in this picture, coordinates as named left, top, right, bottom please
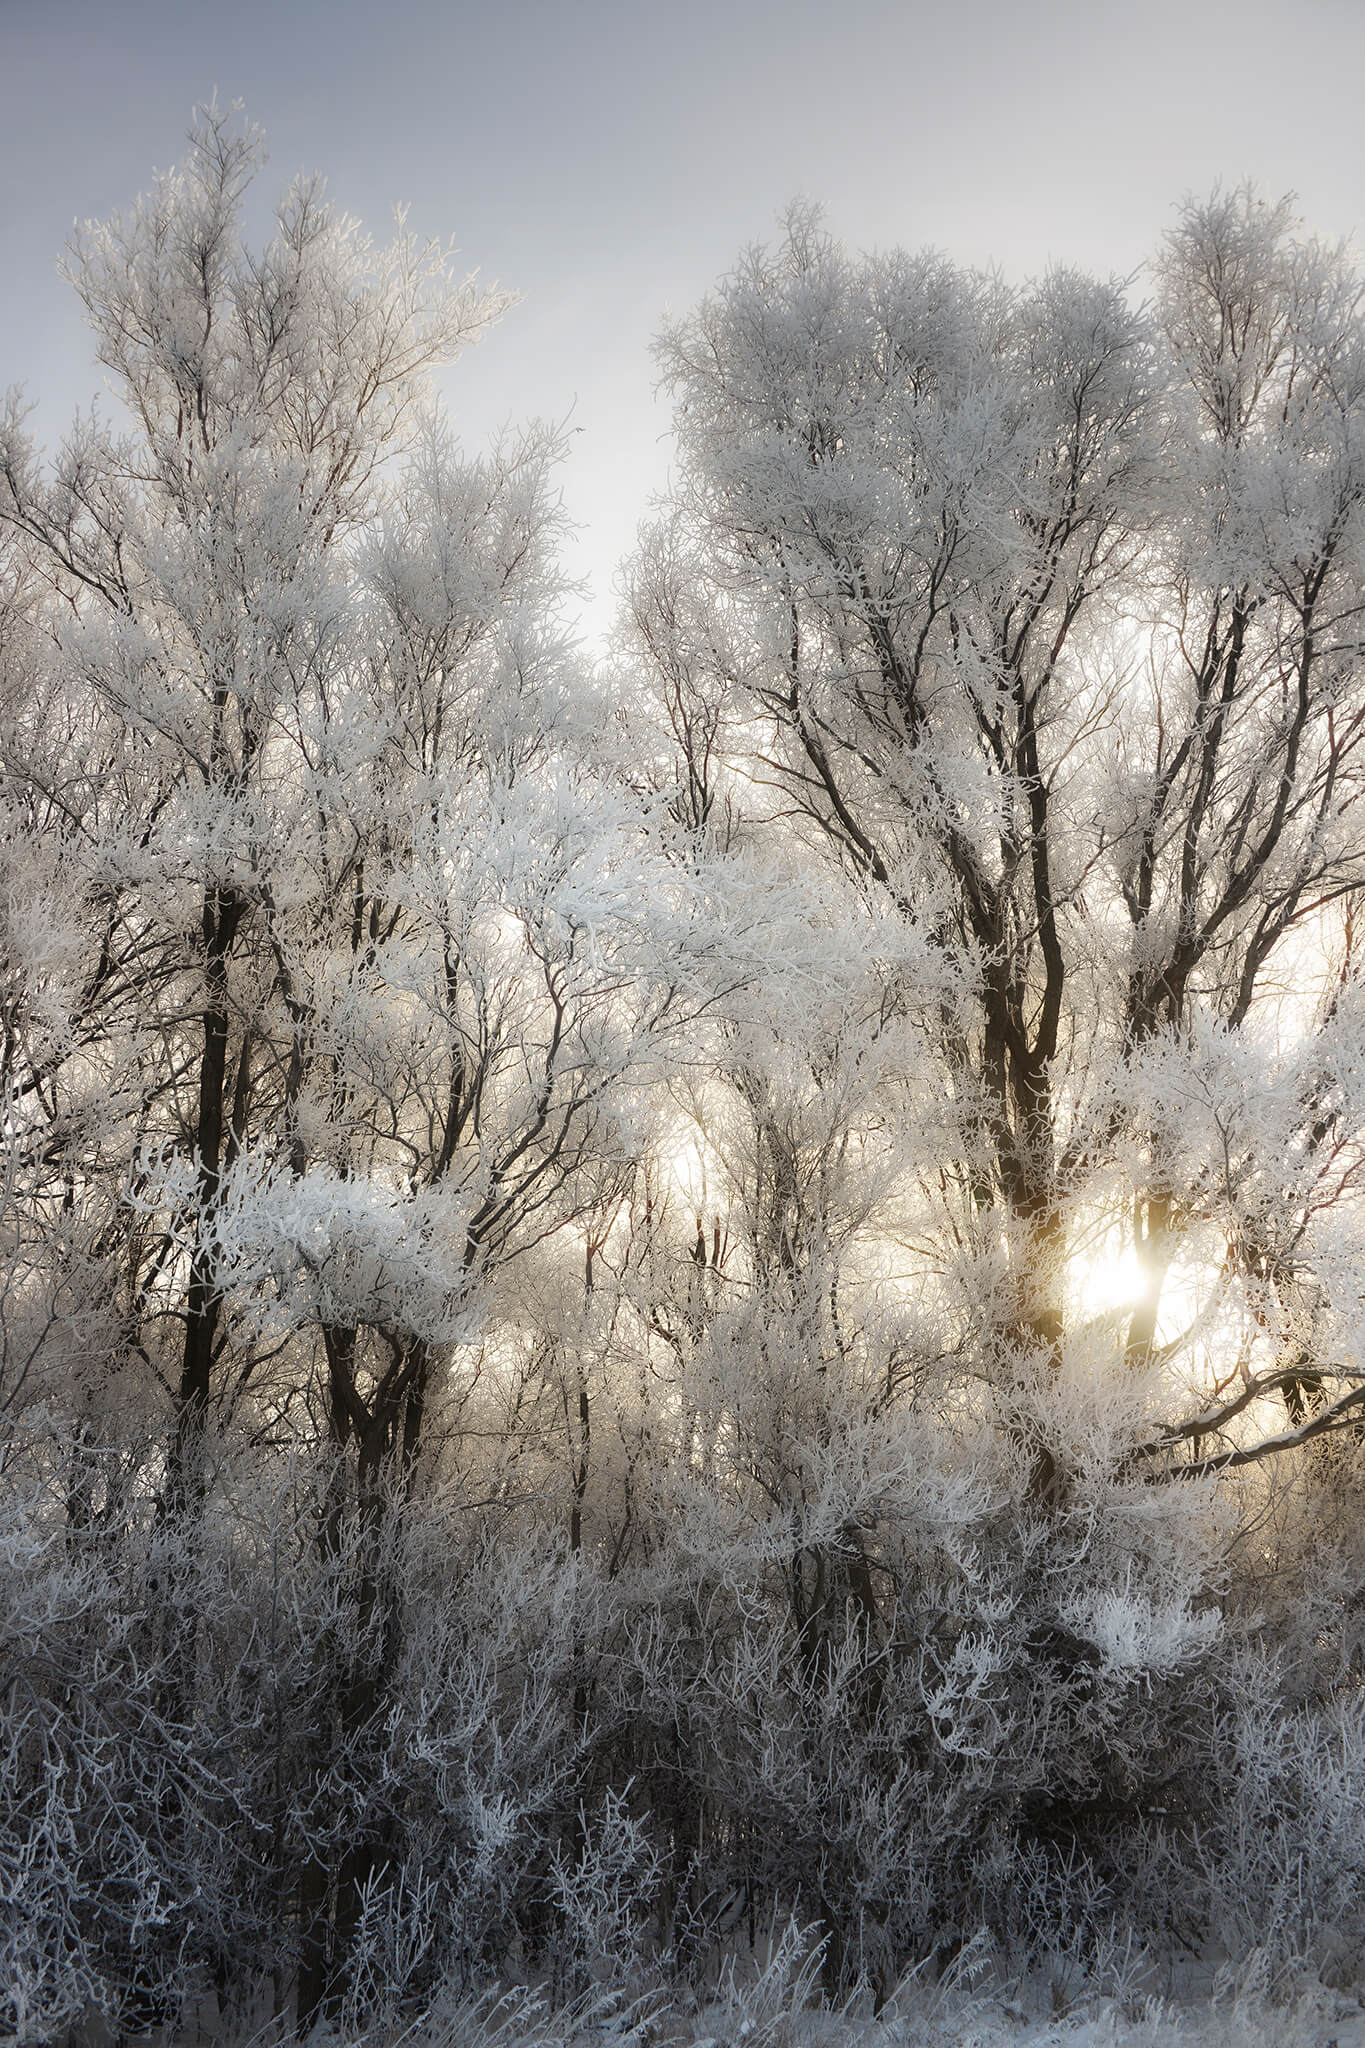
left=6, top=105, right=1365, bottom=2046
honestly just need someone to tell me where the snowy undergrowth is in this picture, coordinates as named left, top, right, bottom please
left=174, top=1939, right=1365, bottom=2048
left=225, top=1972, right=1365, bottom=2048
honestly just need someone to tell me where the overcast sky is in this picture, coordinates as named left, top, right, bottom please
left=5, top=0, right=1364, bottom=643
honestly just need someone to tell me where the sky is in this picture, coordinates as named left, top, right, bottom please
left=4, top=0, right=1364, bottom=646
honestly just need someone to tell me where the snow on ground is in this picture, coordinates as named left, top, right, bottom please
left=292, top=1978, right=1365, bottom=2048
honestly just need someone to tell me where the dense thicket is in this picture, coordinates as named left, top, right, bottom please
left=3, top=114, right=1365, bottom=2041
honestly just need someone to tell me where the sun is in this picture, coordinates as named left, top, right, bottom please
left=1071, top=1240, right=1143, bottom=1321
left=1067, top=1221, right=1213, bottom=1350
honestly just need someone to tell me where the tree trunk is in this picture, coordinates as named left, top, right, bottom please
left=165, top=884, right=244, bottom=1516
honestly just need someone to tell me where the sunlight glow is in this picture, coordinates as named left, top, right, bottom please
left=1071, top=1241, right=1143, bottom=1321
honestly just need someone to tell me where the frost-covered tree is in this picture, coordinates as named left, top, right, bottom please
left=644, top=191, right=1365, bottom=1485
left=0, top=106, right=506, bottom=1502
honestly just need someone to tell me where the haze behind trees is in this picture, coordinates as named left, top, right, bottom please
left=3, top=107, right=1365, bottom=2041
